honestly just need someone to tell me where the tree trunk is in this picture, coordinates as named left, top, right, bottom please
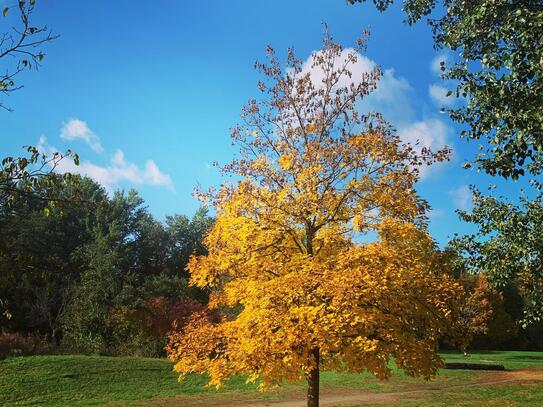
left=307, top=348, right=320, bottom=407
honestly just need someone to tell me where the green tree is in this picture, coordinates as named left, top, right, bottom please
left=0, top=176, right=107, bottom=338
left=347, top=0, right=543, bottom=179
left=1, top=172, right=215, bottom=355
left=165, top=207, right=214, bottom=275
left=61, top=190, right=149, bottom=353
left=62, top=232, right=122, bottom=354
left=450, top=189, right=543, bottom=325
left=59, top=187, right=214, bottom=354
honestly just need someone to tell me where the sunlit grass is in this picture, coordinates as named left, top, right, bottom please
left=0, top=351, right=542, bottom=406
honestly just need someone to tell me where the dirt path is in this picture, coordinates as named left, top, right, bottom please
left=240, top=369, right=543, bottom=407
left=149, top=368, right=543, bottom=407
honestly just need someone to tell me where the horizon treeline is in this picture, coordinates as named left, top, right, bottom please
left=0, top=175, right=214, bottom=357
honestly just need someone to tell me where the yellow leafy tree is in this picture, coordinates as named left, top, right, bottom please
left=166, top=29, right=463, bottom=407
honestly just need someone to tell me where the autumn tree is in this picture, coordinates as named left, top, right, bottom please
left=166, top=31, right=463, bottom=407
left=442, top=249, right=494, bottom=349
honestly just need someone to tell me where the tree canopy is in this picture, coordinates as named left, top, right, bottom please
left=450, top=190, right=543, bottom=326
left=348, top=0, right=543, bottom=179
left=166, top=31, right=463, bottom=407
left=0, top=175, right=214, bottom=355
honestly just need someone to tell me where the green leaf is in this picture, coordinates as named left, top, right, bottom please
left=3, top=7, right=9, bottom=17
left=355, top=0, right=543, bottom=179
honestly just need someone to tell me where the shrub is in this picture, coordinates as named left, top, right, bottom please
left=0, top=331, right=55, bottom=358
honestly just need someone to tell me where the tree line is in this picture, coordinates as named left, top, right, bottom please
left=0, top=175, right=213, bottom=356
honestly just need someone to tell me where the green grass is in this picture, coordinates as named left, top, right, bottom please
left=353, top=384, right=543, bottom=407
left=0, top=355, right=265, bottom=406
left=441, top=349, right=543, bottom=367
left=345, top=351, right=543, bottom=407
left=0, top=351, right=542, bottom=406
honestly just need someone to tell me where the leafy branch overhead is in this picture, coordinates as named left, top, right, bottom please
left=1, top=0, right=59, bottom=111
left=348, top=0, right=543, bottom=179
left=0, top=146, right=79, bottom=206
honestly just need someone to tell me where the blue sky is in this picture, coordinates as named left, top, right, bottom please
left=0, top=0, right=528, bottom=245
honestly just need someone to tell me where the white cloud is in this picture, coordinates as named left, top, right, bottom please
left=429, top=84, right=455, bottom=107
left=296, top=49, right=454, bottom=179
left=449, top=184, right=472, bottom=211
left=142, top=158, right=174, bottom=187
left=427, top=208, right=445, bottom=220
left=38, top=135, right=48, bottom=151
left=297, top=48, right=415, bottom=127
left=60, top=118, right=103, bottom=153
left=399, top=119, right=449, bottom=152
left=363, top=68, right=414, bottom=127
left=297, top=48, right=377, bottom=91
left=39, top=136, right=174, bottom=192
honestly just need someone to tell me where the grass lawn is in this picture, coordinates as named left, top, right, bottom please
left=1, top=351, right=542, bottom=406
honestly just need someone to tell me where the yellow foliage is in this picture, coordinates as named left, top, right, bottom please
left=166, top=30, right=461, bottom=393
left=278, top=154, right=294, bottom=170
